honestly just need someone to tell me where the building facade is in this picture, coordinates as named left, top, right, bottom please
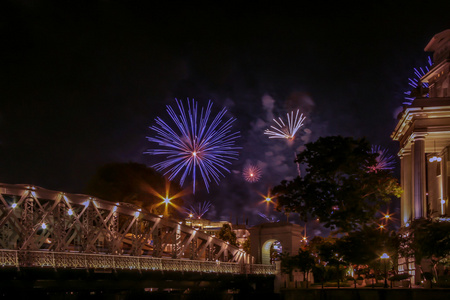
left=391, top=29, right=450, bottom=281
left=392, top=29, right=450, bottom=225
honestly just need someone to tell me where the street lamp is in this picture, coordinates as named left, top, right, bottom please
left=380, top=253, right=389, bottom=288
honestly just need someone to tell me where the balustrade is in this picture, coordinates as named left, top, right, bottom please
left=0, top=250, right=275, bottom=275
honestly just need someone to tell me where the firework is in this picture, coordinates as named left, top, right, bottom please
left=243, top=163, right=262, bottom=183
left=258, top=212, right=279, bottom=222
left=145, top=99, right=240, bottom=193
left=403, top=56, right=432, bottom=105
left=186, top=200, right=212, bottom=219
left=368, top=145, right=396, bottom=172
left=264, top=109, right=305, bottom=140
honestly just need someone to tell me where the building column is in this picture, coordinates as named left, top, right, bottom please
left=443, top=148, right=449, bottom=215
left=413, top=135, right=426, bottom=219
left=400, top=152, right=413, bottom=226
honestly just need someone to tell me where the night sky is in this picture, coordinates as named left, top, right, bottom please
left=2, top=1, right=450, bottom=232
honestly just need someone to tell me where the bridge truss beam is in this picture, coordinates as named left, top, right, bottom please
left=0, top=184, right=251, bottom=265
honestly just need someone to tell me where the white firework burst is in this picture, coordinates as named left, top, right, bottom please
left=264, top=109, right=306, bottom=140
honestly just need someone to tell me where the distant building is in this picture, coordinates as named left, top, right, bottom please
left=391, top=28, right=450, bottom=282
left=184, top=217, right=231, bottom=236
left=184, top=217, right=250, bottom=249
left=231, top=223, right=250, bottom=247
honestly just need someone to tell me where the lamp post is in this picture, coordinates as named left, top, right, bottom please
left=380, top=253, right=389, bottom=288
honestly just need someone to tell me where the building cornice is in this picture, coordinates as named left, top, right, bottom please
left=391, top=97, right=450, bottom=150
left=421, top=59, right=450, bottom=83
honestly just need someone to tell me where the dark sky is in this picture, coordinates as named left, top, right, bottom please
left=1, top=1, right=450, bottom=231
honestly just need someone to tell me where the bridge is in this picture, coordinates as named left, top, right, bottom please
left=0, top=183, right=275, bottom=296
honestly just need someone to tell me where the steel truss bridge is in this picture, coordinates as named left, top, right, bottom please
left=0, top=183, right=275, bottom=277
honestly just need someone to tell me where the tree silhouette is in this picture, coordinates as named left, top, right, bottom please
left=274, top=136, right=402, bottom=232
left=85, top=162, right=184, bottom=218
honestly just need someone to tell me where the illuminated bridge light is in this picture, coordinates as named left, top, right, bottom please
left=11, top=203, right=17, bottom=209
left=67, top=209, right=73, bottom=216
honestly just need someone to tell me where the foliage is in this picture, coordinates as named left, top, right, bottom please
left=297, top=249, right=316, bottom=281
left=315, top=238, right=348, bottom=282
left=336, top=224, right=398, bottom=268
left=85, top=162, right=184, bottom=217
left=312, top=264, right=326, bottom=283
left=399, top=218, right=450, bottom=266
left=273, top=136, right=402, bottom=232
left=217, top=224, right=238, bottom=247
left=280, top=252, right=297, bottom=278
left=241, top=237, right=251, bottom=254
left=280, top=249, right=315, bottom=282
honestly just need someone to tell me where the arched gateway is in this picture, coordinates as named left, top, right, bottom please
left=249, top=222, right=303, bottom=265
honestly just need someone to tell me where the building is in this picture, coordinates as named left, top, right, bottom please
left=184, top=217, right=231, bottom=236
left=391, top=28, right=450, bottom=282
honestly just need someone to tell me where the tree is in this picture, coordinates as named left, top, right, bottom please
left=241, top=237, right=251, bottom=254
left=273, top=136, right=402, bottom=232
left=280, top=252, right=297, bottom=281
left=336, top=225, right=398, bottom=267
left=280, top=249, right=315, bottom=285
left=296, top=248, right=316, bottom=286
left=316, top=239, right=348, bottom=285
left=336, top=224, right=399, bottom=280
left=217, top=224, right=238, bottom=247
left=399, top=217, right=450, bottom=280
left=85, top=162, right=184, bottom=218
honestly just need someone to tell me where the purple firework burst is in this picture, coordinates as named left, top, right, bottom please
left=243, top=163, right=262, bottom=183
left=368, top=145, right=396, bottom=172
left=187, top=200, right=212, bottom=219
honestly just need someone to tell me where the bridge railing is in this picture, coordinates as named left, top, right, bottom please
left=0, top=250, right=275, bottom=275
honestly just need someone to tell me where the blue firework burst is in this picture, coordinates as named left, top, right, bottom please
left=403, top=56, right=432, bottom=105
left=145, top=98, right=240, bottom=193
